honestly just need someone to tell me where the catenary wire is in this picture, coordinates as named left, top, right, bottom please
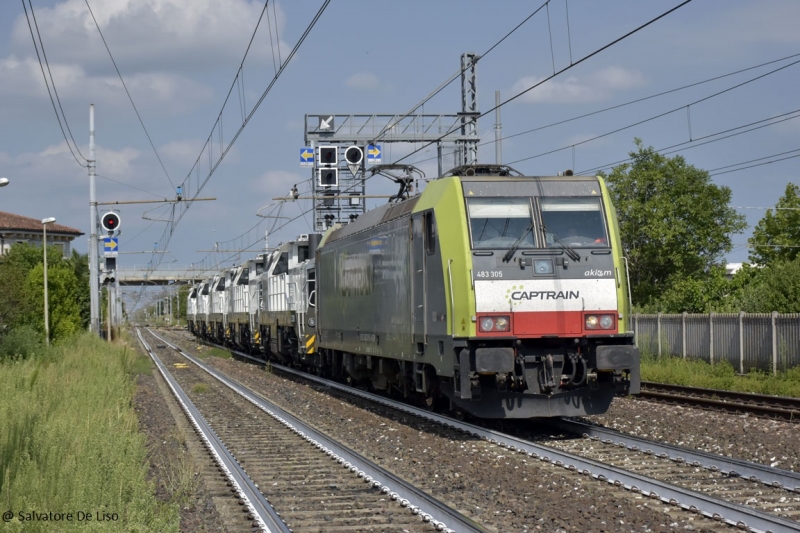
left=709, top=153, right=800, bottom=177
left=21, top=0, right=87, bottom=168
left=95, top=174, right=165, bottom=199
left=507, top=56, right=800, bottom=167
left=144, top=0, right=331, bottom=277
left=578, top=108, right=800, bottom=174
left=368, top=1, right=551, bottom=146
left=393, top=0, right=695, bottom=166
left=84, top=0, right=175, bottom=191
left=405, top=52, right=800, bottom=168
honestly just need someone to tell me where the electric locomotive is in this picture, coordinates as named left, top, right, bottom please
left=313, top=165, right=639, bottom=418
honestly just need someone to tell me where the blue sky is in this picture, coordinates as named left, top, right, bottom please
left=1, top=0, right=798, bottom=292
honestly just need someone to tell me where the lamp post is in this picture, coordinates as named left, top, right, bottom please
left=0, top=177, right=8, bottom=187
left=42, top=217, right=56, bottom=345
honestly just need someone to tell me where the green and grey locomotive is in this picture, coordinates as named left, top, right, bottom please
left=312, top=165, right=639, bottom=418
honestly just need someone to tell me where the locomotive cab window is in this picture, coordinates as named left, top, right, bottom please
left=272, top=252, right=289, bottom=275
left=467, top=198, right=535, bottom=249
left=539, top=197, right=609, bottom=248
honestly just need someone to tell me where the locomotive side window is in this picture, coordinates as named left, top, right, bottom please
left=298, top=245, right=310, bottom=262
left=467, top=198, right=535, bottom=249
left=539, top=197, right=609, bottom=248
left=307, top=268, right=316, bottom=307
left=424, top=211, right=436, bottom=255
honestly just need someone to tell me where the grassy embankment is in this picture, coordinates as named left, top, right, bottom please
left=640, top=353, right=800, bottom=398
left=0, top=330, right=179, bottom=532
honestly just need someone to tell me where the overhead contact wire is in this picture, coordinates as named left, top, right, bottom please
left=84, top=0, right=175, bottom=191
left=21, top=0, right=87, bottom=168
left=394, top=0, right=695, bottom=166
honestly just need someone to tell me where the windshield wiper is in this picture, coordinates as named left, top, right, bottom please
left=502, top=222, right=535, bottom=262
left=542, top=224, right=581, bottom=262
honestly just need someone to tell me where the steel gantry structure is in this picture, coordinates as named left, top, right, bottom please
left=303, top=53, right=480, bottom=232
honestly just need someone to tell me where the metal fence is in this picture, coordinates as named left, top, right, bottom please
left=632, top=313, right=800, bottom=375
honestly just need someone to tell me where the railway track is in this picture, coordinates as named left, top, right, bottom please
left=164, top=332, right=800, bottom=533
left=137, top=328, right=488, bottom=533
left=639, top=381, right=800, bottom=422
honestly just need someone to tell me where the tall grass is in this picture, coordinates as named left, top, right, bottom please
left=0, top=332, right=179, bottom=532
left=641, top=352, right=800, bottom=397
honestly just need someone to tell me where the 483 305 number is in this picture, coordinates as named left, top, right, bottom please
left=475, top=270, right=503, bottom=278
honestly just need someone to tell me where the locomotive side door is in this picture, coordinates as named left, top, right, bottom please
left=411, top=213, right=426, bottom=348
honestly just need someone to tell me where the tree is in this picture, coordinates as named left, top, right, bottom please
left=733, top=257, right=800, bottom=312
left=24, top=264, right=83, bottom=341
left=748, top=182, right=800, bottom=265
left=651, top=266, right=736, bottom=313
left=66, top=250, right=91, bottom=329
left=603, top=139, right=747, bottom=308
left=0, top=243, right=88, bottom=340
left=0, top=243, right=56, bottom=331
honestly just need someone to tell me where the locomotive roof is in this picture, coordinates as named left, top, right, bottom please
left=323, top=195, right=420, bottom=244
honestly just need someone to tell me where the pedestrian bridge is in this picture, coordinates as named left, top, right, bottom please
left=116, top=268, right=209, bottom=286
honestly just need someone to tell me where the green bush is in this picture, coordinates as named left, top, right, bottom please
left=0, top=325, right=47, bottom=362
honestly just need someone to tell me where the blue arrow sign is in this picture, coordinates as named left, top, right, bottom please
left=300, top=147, right=314, bottom=167
left=367, top=144, right=382, bottom=164
left=103, top=237, right=119, bottom=257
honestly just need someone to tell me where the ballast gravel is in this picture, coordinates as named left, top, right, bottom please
left=193, top=352, right=800, bottom=532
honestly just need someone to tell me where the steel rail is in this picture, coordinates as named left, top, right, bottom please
left=135, top=329, right=290, bottom=533
left=640, top=382, right=800, bottom=421
left=148, top=329, right=487, bottom=533
left=549, top=418, right=800, bottom=492
left=179, top=337, right=800, bottom=533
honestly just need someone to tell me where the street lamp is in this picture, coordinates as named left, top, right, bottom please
left=0, top=177, right=8, bottom=187
left=42, top=217, right=56, bottom=345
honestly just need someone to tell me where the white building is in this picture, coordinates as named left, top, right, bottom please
left=0, top=211, right=83, bottom=257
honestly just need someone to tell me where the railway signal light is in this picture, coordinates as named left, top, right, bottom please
left=345, top=145, right=363, bottom=164
left=345, top=146, right=363, bottom=176
left=101, top=211, right=121, bottom=233
left=102, top=256, right=116, bottom=284
left=318, top=168, right=338, bottom=187
left=318, top=146, right=337, bottom=166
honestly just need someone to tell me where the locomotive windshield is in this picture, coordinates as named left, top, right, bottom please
left=540, top=197, right=609, bottom=248
left=467, top=198, right=535, bottom=249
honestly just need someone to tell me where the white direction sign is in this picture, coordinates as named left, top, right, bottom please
left=318, top=115, right=334, bottom=131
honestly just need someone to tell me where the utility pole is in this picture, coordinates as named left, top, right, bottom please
left=89, top=104, right=100, bottom=334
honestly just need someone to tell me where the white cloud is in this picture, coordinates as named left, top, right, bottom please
left=511, top=66, right=646, bottom=104
left=0, top=56, right=212, bottom=118
left=10, top=0, right=287, bottom=74
left=345, top=73, right=381, bottom=91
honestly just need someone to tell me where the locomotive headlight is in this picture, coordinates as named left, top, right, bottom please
left=585, top=314, right=614, bottom=330
left=479, top=315, right=511, bottom=332
left=494, top=316, right=510, bottom=331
